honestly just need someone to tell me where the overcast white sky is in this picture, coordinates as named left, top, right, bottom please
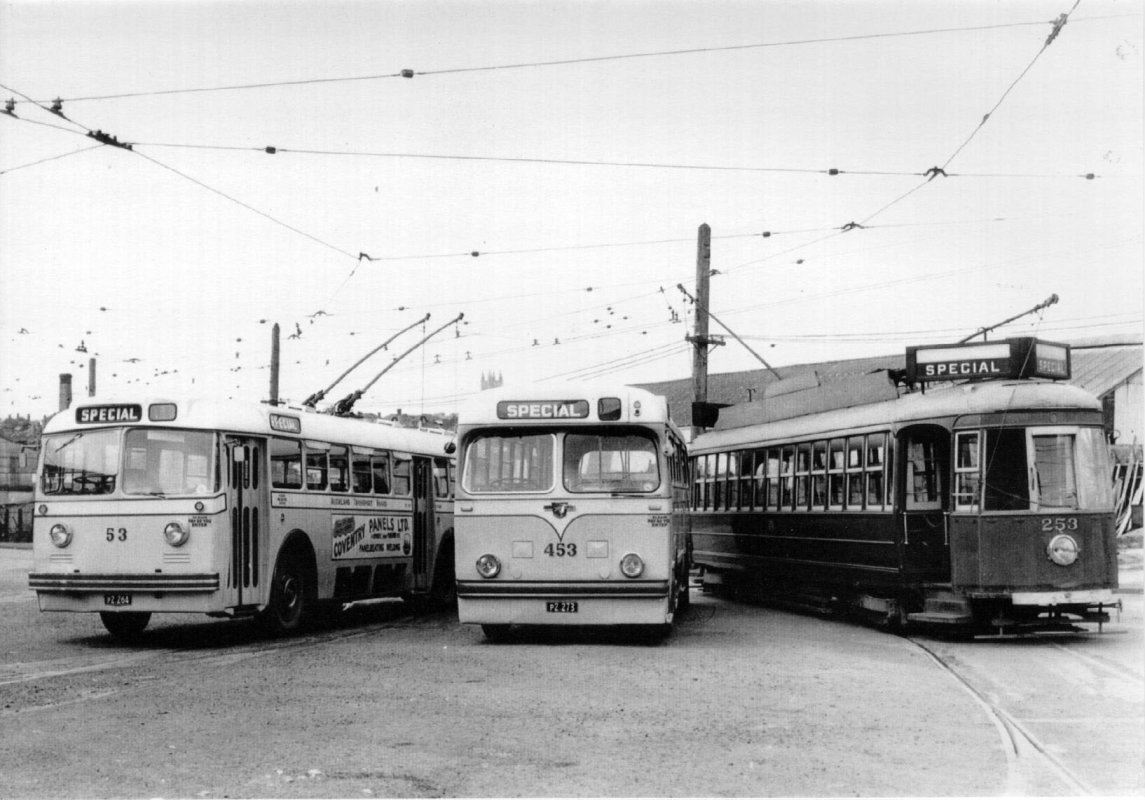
left=1, top=0, right=1141, bottom=421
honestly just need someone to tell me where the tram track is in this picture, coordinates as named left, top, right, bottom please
left=907, top=636, right=1098, bottom=796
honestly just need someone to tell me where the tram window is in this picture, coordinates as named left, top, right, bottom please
left=433, top=457, right=453, bottom=498
left=905, top=439, right=942, bottom=510
left=737, top=450, right=755, bottom=509
left=811, top=441, right=828, bottom=509
left=305, top=448, right=328, bottom=491
left=764, top=449, right=780, bottom=509
left=371, top=453, right=391, bottom=495
left=392, top=455, right=412, bottom=495
left=1030, top=433, right=1079, bottom=510
left=352, top=453, right=372, bottom=493
left=795, top=443, right=811, bottom=510
left=329, top=446, right=349, bottom=492
left=848, top=438, right=865, bottom=509
left=779, top=447, right=794, bottom=509
left=270, top=438, right=302, bottom=489
left=954, top=432, right=981, bottom=511
left=983, top=429, right=1028, bottom=511
left=866, top=434, right=886, bottom=509
left=828, top=439, right=846, bottom=509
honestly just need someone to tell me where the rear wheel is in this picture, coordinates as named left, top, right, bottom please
left=100, top=611, right=151, bottom=641
left=260, top=553, right=311, bottom=636
left=481, top=624, right=513, bottom=642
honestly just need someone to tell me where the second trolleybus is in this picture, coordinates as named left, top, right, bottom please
left=454, top=384, right=691, bottom=640
left=28, top=395, right=456, bottom=639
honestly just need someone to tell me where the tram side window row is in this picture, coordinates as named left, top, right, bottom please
left=692, top=432, right=893, bottom=513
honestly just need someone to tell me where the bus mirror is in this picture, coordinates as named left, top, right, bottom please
left=444, top=441, right=457, bottom=455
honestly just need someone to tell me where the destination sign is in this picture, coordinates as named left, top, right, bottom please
left=76, top=404, right=142, bottom=424
left=269, top=414, right=302, bottom=434
left=497, top=400, right=591, bottom=420
left=905, top=338, right=1070, bottom=383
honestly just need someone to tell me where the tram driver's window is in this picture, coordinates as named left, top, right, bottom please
left=984, top=428, right=1029, bottom=511
left=270, top=438, right=302, bottom=489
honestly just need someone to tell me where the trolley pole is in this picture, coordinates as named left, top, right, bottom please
left=269, top=323, right=280, bottom=406
left=688, top=223, right=712, bottom=407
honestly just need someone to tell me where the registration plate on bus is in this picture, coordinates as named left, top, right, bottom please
left=546, top=601, right=578, bottom=613
left=104, top=593, right=132, bottom=607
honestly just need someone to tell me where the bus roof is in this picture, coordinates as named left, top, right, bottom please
left=458, top=383, right=677, bottom=429
left=691, top=380, right=1102, bottom=455
left=44, top=396, right=455, bottom=457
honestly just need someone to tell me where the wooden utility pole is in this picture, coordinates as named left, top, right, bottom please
left=269, top=323, right=280, bottom=406
left=87, top=357, right=96, bottom=396
left=689, top=223, right=712, bottom=406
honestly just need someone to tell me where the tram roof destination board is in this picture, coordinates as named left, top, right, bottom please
left=905, top=337, right=1070, bottom=383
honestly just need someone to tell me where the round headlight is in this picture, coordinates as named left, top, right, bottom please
left=163, top=521, right=189, bottom=547
left=619, top=552, right=645, bottom=578
left=475, top=553, right=501, bottom=579
left=1047, top=534, right=1079, bottom=566
left=48, top=523, right=72, bottom=548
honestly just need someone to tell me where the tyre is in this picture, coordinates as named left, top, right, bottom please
left=260, top=552, right=311, bottom=636
left=100, top=611, right=151, bottom=641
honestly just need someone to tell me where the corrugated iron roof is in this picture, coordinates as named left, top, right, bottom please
left=639, top=338, right=1142, bottom=428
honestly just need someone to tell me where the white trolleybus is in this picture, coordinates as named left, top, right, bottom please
left=454, top=385, right=691, bottom=640
left=29, top=396, right=456, bottom=640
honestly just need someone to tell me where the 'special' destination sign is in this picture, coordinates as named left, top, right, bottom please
left=905, top=337, right=1070, bottom=383
left=497, top=400, right=591, bottom=420
left=76, top=404, right=143, bottom=424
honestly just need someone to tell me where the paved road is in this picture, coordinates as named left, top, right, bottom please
left=1, top=544, right=1141, bottom=797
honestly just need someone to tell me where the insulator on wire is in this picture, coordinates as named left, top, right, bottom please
left=401, top=69, right=415, bottom=78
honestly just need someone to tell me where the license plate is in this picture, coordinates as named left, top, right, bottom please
left=546, top=601, right=578, bottom=613
left=104, top=593, right=132, bottom=607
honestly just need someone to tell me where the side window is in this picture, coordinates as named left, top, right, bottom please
left=391, top=455, right=412, bottom=495
left=866, top=434, right=887, bottom=510
left=811, top=441, right=828, bottom=510
left=765, top=449, right=780, bottom=510
left=305, top=444, right=328, bottom=491
left=737, top=450, right=755, bottom=510
left=372, top=453, right=392, bottom=495
left=954, top=432, right=981, bottom=511
left=329, top=445, right=349, bottom=493
left=433, top=457, right=453, bottom=499
left=270, top=438, right=302, bottom=489
left=794, top=443, right=811, bottom=510
left=847, top=437, right=865, bottom=509
left=828, top=439, right=846, bottom=510
left=352, top=451, right=372, bottom=493
left=779, top=447, right=794, bottom=509
left=905, top=437, right=943, bottom=510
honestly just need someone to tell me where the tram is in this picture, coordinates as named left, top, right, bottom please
left=29, top=396, right=456, bottom=639
left=453, top=384, right=691, bottom=640
left=689, top=338, right=1119, bottom=635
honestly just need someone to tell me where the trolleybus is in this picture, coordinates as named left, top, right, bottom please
left=690, top=338, right=1119, bottom=635
left=29, top=396, right=456, bottom=639
left=454, top=384, right=691, bottom=640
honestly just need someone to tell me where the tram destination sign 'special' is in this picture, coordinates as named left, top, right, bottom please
left=905, top=337, right=1070, bottom=383
left=497, top=400, right=591, bottom=420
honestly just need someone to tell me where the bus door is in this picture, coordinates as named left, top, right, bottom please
left=411, top=456, right=435, bottom=590
left=897, top=426, right=950, bottom=582
left=225, top=437, right=268, bottom=609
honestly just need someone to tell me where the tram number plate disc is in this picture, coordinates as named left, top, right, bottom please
left=546, top=601, right=578, bottom=613
left=104, top=593, right=132, bottom=607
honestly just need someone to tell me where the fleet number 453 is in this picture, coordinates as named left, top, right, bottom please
left=544, top=543, right=577, bottom=557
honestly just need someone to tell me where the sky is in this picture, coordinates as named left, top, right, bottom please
left=1, top=0, right=1141, bottom=422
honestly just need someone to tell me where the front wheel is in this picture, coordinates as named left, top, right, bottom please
left=100, top=611, right=151, bottom=641
left=260, top=554, right=311, bottom=636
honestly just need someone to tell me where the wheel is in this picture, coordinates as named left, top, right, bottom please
left=260, top=553, right=311, bottom=636
left=481, top=624, right=513, bottom=642
left=428, top=539, right=456, bottom=608
left=675, top=558, right=691, bottom=616
left=100, top=611, right=151, bottom=641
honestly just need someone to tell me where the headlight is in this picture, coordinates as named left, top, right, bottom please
left=49, top=523, right=72, bottom=548
left=475, top=553, right=501, bottom=578
left=1047, top=534, right=1079, bottom=566
left=163, top=521, right=189, bottom=547
left=619, top=552, right=644, bottom=578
